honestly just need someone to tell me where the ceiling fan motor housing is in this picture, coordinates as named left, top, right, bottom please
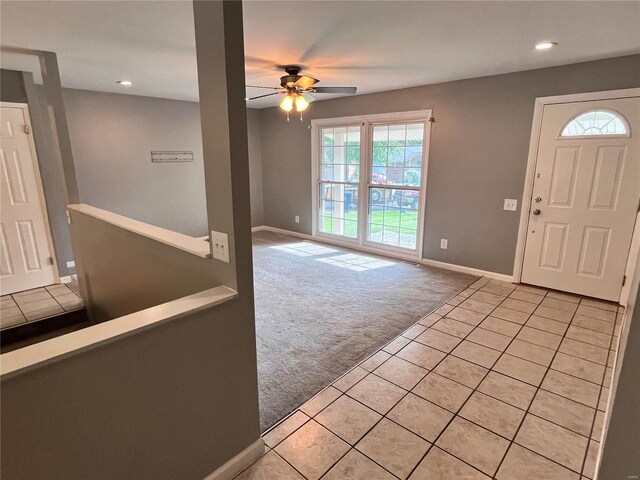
left=281, top=75, right=301, bottom=88
left=281, top=65, right=303, bottom=88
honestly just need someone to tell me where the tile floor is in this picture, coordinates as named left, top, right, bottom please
left=1, top=281, right=83, bottom=329
left=235, top=277, right=624, bottom=480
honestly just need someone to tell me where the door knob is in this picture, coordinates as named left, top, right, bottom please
left=533, top=209, right=541, bottom=215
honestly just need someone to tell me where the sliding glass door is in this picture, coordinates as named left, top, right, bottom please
left=314, top=111, right=431, bottom=257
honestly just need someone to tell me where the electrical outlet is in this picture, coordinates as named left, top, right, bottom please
left=440, top=239, right=448, bottom=249
left=295, top=215, right=300, bottom=224
left=504, top=199, right=518, bottom=211
left=210, top=230, right=229, bottom=263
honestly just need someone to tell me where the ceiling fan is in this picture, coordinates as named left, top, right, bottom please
left=245, top=65, right=357, bottom=120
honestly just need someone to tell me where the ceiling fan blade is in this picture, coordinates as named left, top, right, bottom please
left=300, top=91, right=317, bottom=102
left=294, top=75, right=319, bottom=89
left=247, top=92, right=279, bottom=101
left=246, top=85, right=279, bottom=90
left=313, top=87, right=357, bottom=94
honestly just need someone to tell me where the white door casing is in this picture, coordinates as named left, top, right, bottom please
left=521, top=97, right=640, bottom=301
left=0, top=104, right=57, bottom=294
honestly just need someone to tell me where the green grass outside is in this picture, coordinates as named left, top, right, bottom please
left=321, top=210, right=418, bottom=238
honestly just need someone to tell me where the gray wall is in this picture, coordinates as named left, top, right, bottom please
left=64, top=88, right=209, bottom=237
left=64, top=88, right=265, bottom=236
left=598, top=259, right=640, bottom=478
left=0, top=295, right=259, bottom=480
left=1, top=69, right=27, bottom=102
left=1, top=2, right=261, bottom=478
left=247, top=108, right=264, bottom=226
left=258, top=54, right=640, bottom=275
left=68, top=209, right=219, bottom=323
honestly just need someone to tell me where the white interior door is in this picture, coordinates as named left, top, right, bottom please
left=0, top=104, right=57, bottom=295
left=522, top=97, right=640, bottom=301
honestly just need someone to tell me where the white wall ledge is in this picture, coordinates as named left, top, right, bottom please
left=67, top=204, right=211, bottom=258
left=1, top=285, right=237, bottom=378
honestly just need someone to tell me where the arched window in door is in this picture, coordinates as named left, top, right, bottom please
left=561, top=110, right=629, bottom=137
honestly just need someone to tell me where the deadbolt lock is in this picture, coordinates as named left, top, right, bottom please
left=534, top=197, right=542, bottom=203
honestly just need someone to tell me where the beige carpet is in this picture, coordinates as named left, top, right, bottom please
left=252, top=230, right=477, bottom=430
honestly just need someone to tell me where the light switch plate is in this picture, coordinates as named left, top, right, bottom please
left=440, top=239, right=448, bottom=249
left=504, top=199, right=518, bottom=211
left=295, top=215, right=300, bottom=223
left=211, top=230, right=230, bottom=263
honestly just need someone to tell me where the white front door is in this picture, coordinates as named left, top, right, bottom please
left=0, top=104, right=57, bottom=295
left=522, top=97, right=640, bottom=301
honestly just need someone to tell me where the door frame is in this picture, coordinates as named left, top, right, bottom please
left=1, top=101, right=61, bottom=287
left=311, top=109, right=432, bottom=261
left=512, top=88, right=640, bottom=304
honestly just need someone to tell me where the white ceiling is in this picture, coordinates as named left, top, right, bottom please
left=1, top=1, right=639, bottom=108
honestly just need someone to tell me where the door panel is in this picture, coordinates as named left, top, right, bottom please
left=522, top=97, right=639, bottom=301
left=539, top=223, right=569, bottom=270
left=589, top=146, right=624, bottom=209
left=548, top=147, right=579, bottom=207
left=577, top=226, right=609, bottom=276
left=0, top=106, right=56, bottom=294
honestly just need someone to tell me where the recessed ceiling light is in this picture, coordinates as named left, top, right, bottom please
left=535, top=42, right=557, bottom=50
left=117, top=80, right=133, bottom=86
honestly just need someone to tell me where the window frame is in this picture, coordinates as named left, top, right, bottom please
left=311, top=110, right=432, bottom=259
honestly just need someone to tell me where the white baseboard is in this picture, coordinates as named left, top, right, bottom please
left=59, top=276, right=72, bottom=284
left=252, top=225, right=311, bottom=239
left=252, top=225, right=515, bottom=282
left=203, top=438, right=265, bottom=480
left=420, top=258, right=515, bottom=283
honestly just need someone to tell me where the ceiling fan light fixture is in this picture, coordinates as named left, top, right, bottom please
left=280, top=94, right=294, bottom=112
left=295, top=95, right=309, bottom=112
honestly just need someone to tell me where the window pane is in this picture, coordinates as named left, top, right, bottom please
left=406, top=123, right=424, bottom=144
left=385, top=167, right=402, bottom=185
left=347, top=165, right=359, bottom=182
left=368, top=187, right=419, bottom=250
left=322, top=146, right=334, bottom=164
left=371, top=122, right=425, bottom=187
left=399, top=228, right=417, bottom=250
left=388, top=147, right=404, bottom=167
left=383, top=226, right=400, bottom=247
left=334, top=126, right=347, bottom=146
left=389, top=124, right=406, bottom=145
left=347, top=126, right=361, bottom=145
left=372, top=147, right=388, bottom=166
left=333, top=146, right=347, bottom=164
left=373, top=125, right=389, bottom=146
left=318, top=182, right=358, bottom=238
left=321, top=165, right=333, bottom=181
left=371, top=166, right=387, bottom=184
left=405, top=146, right=422, bottom=167
left=322, top=128, right=334, bottom=146
left=346, top=146, right=360, bottom=164
left=561, top=110, right=628, bottom=136
left=404, top=168, right=421, bottom=187
left=370, top=187, right=385, bottom=205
